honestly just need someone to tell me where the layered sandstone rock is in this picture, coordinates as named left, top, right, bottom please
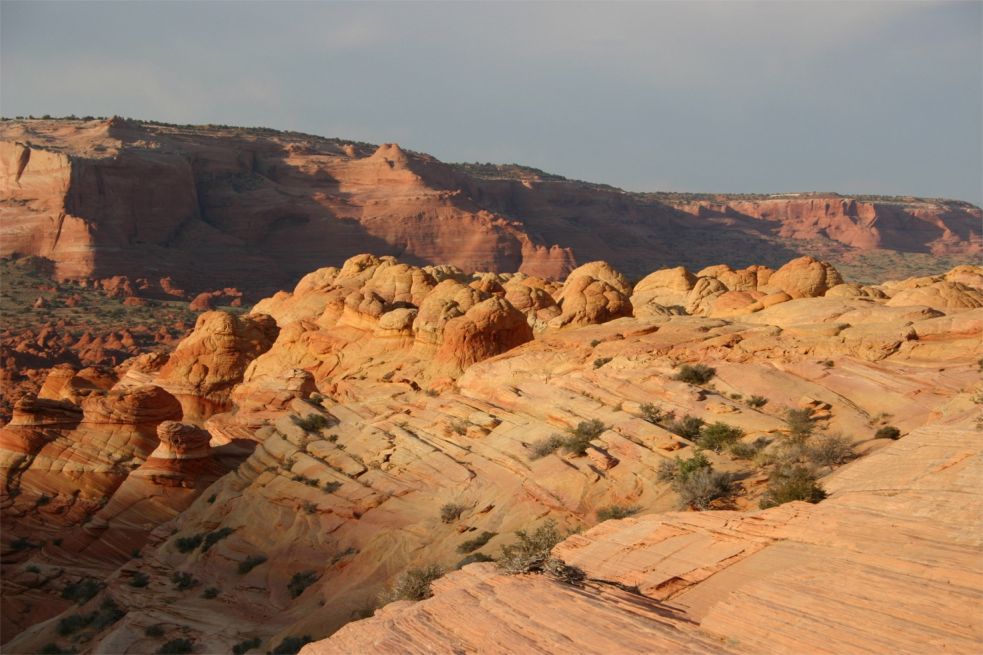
left=309, top=421, right=982, bottom=654
left=3, top=256, right=982, bottom=654
left=3, top=120, right=978, bottom=298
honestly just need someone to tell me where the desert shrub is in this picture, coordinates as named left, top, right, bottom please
left=130, top=571, right=150, bottom=588
left=61, top=578, right=102, bottom=604
left=759, top=465, right=827, bottom=508
left=201, top=527, right=234, bottom=552
left=206, top=494, right=216, bottom=504
left=457, top=531, right=496, bottom=554
left=676, top=468, right=735, bottom=510
left=806, top=434, right=855, bottom=467
left=270, top=635, right=312, bottom=655
left=171, top=572, right=197, bottom=590
left=302, top=501, right=318, bottom=514
left=36, top=493, right=52, bottom=506
left=497, top=519, right=579, bottom=581
left=322, top=481, right=342, bottom=493
left=563, top=419, right=606, bottom=456
left=529, top=434, right=565, bottom=459
left=11, top=536, right=33, bottom=551
left=696, top=422, right=744, bottom=452
left=26, top=564, right=41, bottom=574
left=450, top=419, right=469, bottom=435
left=455, top=552, right=495, bottom=569
left=658, top=451, right=733, bottom=510
left=596, top=505, right=640, bottom=521
left=378, top=565, right=443, bottom=605
left=57, top=598, right=124, bottom=635
left=39, top=643, right=72, bottom=655
left=202, top=587, right=219, bottom=599
left=145, top=625, right=165, bottom=637
left=666, top=414, right=705, bottom=440
left=875, top=426, right=901, bottom=440
left=746, top=395, right=768, bottom=408
left=593, top=357, right=612, bottom=369
left=440, top=503, right=466, bottom=523
left=156, top=638, right=194, bottom=655
left=729, top=437, right=768, bottom=460
left=174, top=534, right=203, bottom=553
left=784, top=408, right=815, bottom=443
left=238, top=554, right=267, bottom=574
left=293, top=414, right=329, bottom=432
left=232, top=637, right=261, bottom=655
left=57, top=614, right=91, bottom=636
left=90, top=598, right=125, bottom=630
left=287, top=570, right=320, bottom=598
left=639, top=403, right=667, bottom=425
left=673, top=363, right=716, bottom=385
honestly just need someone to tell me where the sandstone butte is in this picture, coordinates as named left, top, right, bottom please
left=1, top=117, right=980, bottom=300
left=1, top=252, right=980, bottom=654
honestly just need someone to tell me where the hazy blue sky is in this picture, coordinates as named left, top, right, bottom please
left=3, top=1, right=981, bottom=204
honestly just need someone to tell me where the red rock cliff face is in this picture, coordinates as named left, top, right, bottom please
left=677, top=196, right=982, bottom=256
left=2, top=119, right=979, bottom=297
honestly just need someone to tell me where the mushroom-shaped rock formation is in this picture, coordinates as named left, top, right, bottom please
left=551, top=274, right=633, bottom=328
left=563, top=261, right=633, bottom=296
left=435, top=296, right=534, bottom=372
left=157, top=311, right=279, bottom=419
left=765, top=256, right=844, bottom=299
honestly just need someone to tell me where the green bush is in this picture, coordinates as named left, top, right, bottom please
left=562, top=419, right=606, bottom=456
left=232, top=637, right=262, bottom=655
left=287, top=570, right=319, bottom=598
left=729, top=438, right=768, bottom=460
left=673, top=364, right=716, bottom=385
left=440, top=503, right=466, bottom=523
left=529, top=434, right=565, bottom=459
left=57, top=614, right=91, bottom=636
left=232, top=637, right=261, bottom=655
left=806, top=434, right=855, bottom=467
left=675, top=468, right=735, bottom=510
left=270, top=635, right=312, bottom=655
left=784, top=408, right=815, bottom=443
left=39, top=643, right=72, bottom=655
left=746, top=395, right=768, bottom=408
left=497, top=520, right=563, bottom=575
left=61, top=578, right=102, bottom=604
left=202, top=587, right=219, bottom=599
left=130, top=571, right=150, bottom=588
left=696, top=422, right=744, bottom=452
left=457, top=531, right=496, bottom=554
left=596, top=505, right=640, bottom=521
left=666, top=415, right=705, bottom=440
left=875, top=426, right=901, bottom=440
left=156, top=638, right=194, bottom=655
left=378, top=565, right=443, bottom=605
left=639, top=403, right=667, bottom=425
left=238, top=554, right=267, bottom=574
left=322, top=480, right=342, bottom=493
left=759, top=465, right=827, bottom=508
left=593, top=357, right=612, bottom=369
left=145, top=625, right=165, bottom=637
left=201, top=527, right=234, bottom=552
left=174, top=534, right=203, bottom=553
left=171, top=572, right=197, bottom=590
left=658, top=451, right=733, bottom=510
left=293, top=414, right=329, bottom=432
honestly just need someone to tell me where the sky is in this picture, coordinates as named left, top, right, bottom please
left=2, top=1, right=981, bottom=205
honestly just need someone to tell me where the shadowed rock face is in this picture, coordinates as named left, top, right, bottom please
left=1, top=255, right=981, bottom=654
left=2, top=119, right=979, bottom=298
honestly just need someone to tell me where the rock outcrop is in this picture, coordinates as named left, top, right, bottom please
left=2, top=119, right=978, bottom=298
left=2, top=255, right=981, bottom=654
